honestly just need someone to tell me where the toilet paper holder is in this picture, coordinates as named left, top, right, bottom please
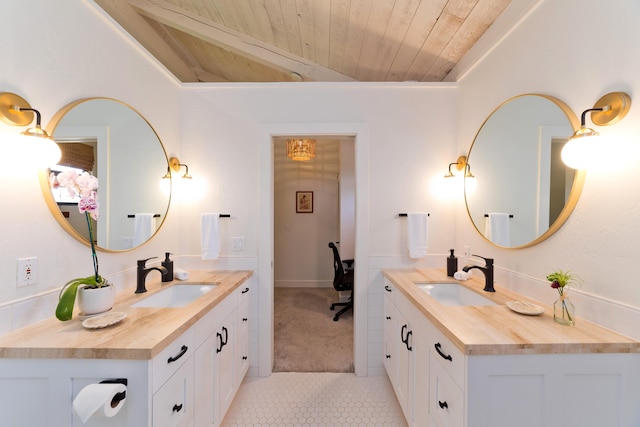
left=99, top=378, right=127, bottom=406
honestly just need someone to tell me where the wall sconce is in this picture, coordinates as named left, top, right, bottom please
left=441, top=155, right=476, bottom=196
left=0, top=92, right=62, bottom=167
left=162, top=156, right=192, bottom=180
left=444, top=155, right=475, bottom=179
left=286, top=138, right=316, bottom=161
left=561, top=92, right=631, bottom=169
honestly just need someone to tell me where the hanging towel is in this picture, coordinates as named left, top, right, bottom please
left=407, top=212, right=429, bottom=258
left=201, top=213, right=220, bottom=260
left=133, top=213, right=156, bottom=246
left=485, top=213, right=510, bottom=246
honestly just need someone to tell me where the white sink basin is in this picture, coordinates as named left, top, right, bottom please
left=417, top=283, right=497, bottom=306
left=131, top=284, right=217, bottom=308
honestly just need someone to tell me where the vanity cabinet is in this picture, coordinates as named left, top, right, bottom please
left=384, top=282, right=429, bottom=425
left=383, top=275, right=640, bottom=427
left=194, top=284, right=251, bottom=427
left=0, top=277, right=251, bottom=427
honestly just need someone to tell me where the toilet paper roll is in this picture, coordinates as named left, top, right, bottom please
left=72, top=382, right=127, bottom=423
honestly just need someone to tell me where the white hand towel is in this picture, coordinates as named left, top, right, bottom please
left=133, top=213, right=156, bottom=246
left=407, top=212, right=429, bottom=258
left=201, top=213, right=220, bottom=260
left=485, top=213, right=510, bottom=246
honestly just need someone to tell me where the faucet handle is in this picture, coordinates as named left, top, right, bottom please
left=138, top=257, right=158, bottom=267
left=471, top=254, right=494, bottom=265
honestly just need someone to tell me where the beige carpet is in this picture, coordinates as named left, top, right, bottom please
left=274, top=287, right=354, bottom=373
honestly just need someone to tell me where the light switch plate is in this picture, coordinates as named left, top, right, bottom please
left=232, top=237, right=245, bottom=251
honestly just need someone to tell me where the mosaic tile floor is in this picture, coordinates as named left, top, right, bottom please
left=222, top=372, right=408, bottom=427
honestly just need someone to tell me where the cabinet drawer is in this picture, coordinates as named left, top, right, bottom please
left=430, top=329, right=465, bottom=389
left=430, top=354, right=464, bottom=427
left=153, top=355, right=194, bottom=427
left=153, top=327, right=195, bottom=392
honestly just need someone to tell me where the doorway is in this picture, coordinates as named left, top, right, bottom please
left=258, top=122, right=370, bottom=377
left=272, top=136, right=355, bottom=372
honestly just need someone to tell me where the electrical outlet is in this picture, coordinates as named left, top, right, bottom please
left=17, top=257, right=37, bottom=287
left=232, top=236, right=245, bottom=251
left=464, top=245, right=471, bottom=258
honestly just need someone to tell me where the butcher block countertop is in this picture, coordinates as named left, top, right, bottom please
left=0, top=270, right=251, bottom=360
left=382, top=268, right=640, bottom=356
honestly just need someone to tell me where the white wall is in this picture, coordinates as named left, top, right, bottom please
left=0, top=1, right=180, bottom=329
left=455, top=0, right=640, bottom=337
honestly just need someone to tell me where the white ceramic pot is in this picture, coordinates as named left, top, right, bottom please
left=77, top=284, right=115, bottom=315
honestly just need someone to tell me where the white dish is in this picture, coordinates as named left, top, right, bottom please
left=82, top=311, right=127, bottom=329
left=506, top=300, right=545, bottom=316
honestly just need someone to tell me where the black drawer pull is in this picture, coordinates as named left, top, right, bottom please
left=173, top=403, right=183, bottom=412
left=384, top=285, right=392, bottom=292
left=216, top=332, right=223, bottom=353
left=438, top=401, right=448, bottom=409
left=242, top=355, right=248, bottom=360
left=167, top=345, right=188, bottom=363
left=242, top=317, right=248, bottom=322
left=386, top=316, right=391, bottom=320
left=242, top=287, right=249, bottom=294
left=434, top=342, right=452, bottom=362
left=386, top=354, right=391, bottom=359
left=406, top=331, right=412, bottom=352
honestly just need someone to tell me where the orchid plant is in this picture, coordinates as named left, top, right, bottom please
left=52, top=170, right=109, bottom=321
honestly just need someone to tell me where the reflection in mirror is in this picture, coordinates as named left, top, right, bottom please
left=40, top=98, right=170, bottom=251
left=465, top=94, right=584, bottom=248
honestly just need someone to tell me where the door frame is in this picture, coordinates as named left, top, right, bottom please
left=259, top=122, right=370, bottom=377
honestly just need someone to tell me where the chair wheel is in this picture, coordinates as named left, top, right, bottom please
left=330, top=305, right=335, bottom=310
left=333, top=315, right=339, bottom=321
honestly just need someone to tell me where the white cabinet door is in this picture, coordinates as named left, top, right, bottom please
left=194, top=333, right=216, bottom=427
left=216, top=309, right=237, bottom=420
left=153, top=355, right=194, bottom=427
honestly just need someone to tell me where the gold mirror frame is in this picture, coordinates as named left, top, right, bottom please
left=39, top=98, right=171, bottom=252
left=465, top=94, right=585, bottom=249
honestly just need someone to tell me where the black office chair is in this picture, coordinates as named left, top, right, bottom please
left=328, top=242, right=354, bottom=321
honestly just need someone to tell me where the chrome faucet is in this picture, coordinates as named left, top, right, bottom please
left=136, top=257, right=169, bottom=293
left=462, top=255, right=495, bottom=292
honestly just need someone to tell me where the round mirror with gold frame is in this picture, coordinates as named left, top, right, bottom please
left=465, top=94, right=585, bottom=248
left=39, top=98, right=171, bottom=252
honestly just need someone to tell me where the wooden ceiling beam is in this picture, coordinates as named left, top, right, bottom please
left=94, top=0, right=199, bottom=82
left=128, top=0, right=356, bottom=82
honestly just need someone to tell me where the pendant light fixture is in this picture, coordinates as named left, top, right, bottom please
left=286, top=138, right=316, bottom=161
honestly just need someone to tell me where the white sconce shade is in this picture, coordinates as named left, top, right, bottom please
left=561, top=92, right=631, bottom=170
left=0, top=92, right=61, bottom=168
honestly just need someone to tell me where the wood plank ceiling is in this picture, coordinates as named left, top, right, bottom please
left=94, top=0, right=512, bottom=83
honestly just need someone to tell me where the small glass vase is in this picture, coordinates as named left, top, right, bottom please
left=554, top=296, right=575, bottom=326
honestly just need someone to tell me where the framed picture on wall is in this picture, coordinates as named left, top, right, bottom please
left=296, top=191, right=313, bottom=213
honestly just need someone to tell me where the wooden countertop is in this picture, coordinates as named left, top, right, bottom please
left=0, top=270, right=252, bottom=360
left=383, top=268, right=640, bottom=356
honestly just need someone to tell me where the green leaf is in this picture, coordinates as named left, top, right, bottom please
left=55, top=275, right=100, bottom=321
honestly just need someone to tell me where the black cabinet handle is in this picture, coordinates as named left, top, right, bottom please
left=242, top=287, right=249, bottom=294
left=386, top=354, right=391, bottom=359
left=384, top=285, right=392, bottom=292
left=406, top=330, right=412, bottom=352
left=216, top=332, right=223, bottom=353
left=242, top=317, right=248, bottom=322
left=438, top=401, right=448, bottom=409
left=242, top=356, right=248, bottom=360
left=222, top=326, right=228, bottom=346
left=434, top=342, right=453, bottom=362
left=400, top=324, right=408, bottom=344
left=167, top=345, right=188, bottom=363
left=386, top=316, right=391, bottom=320
left=173, top=403, right=183, bottom=412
